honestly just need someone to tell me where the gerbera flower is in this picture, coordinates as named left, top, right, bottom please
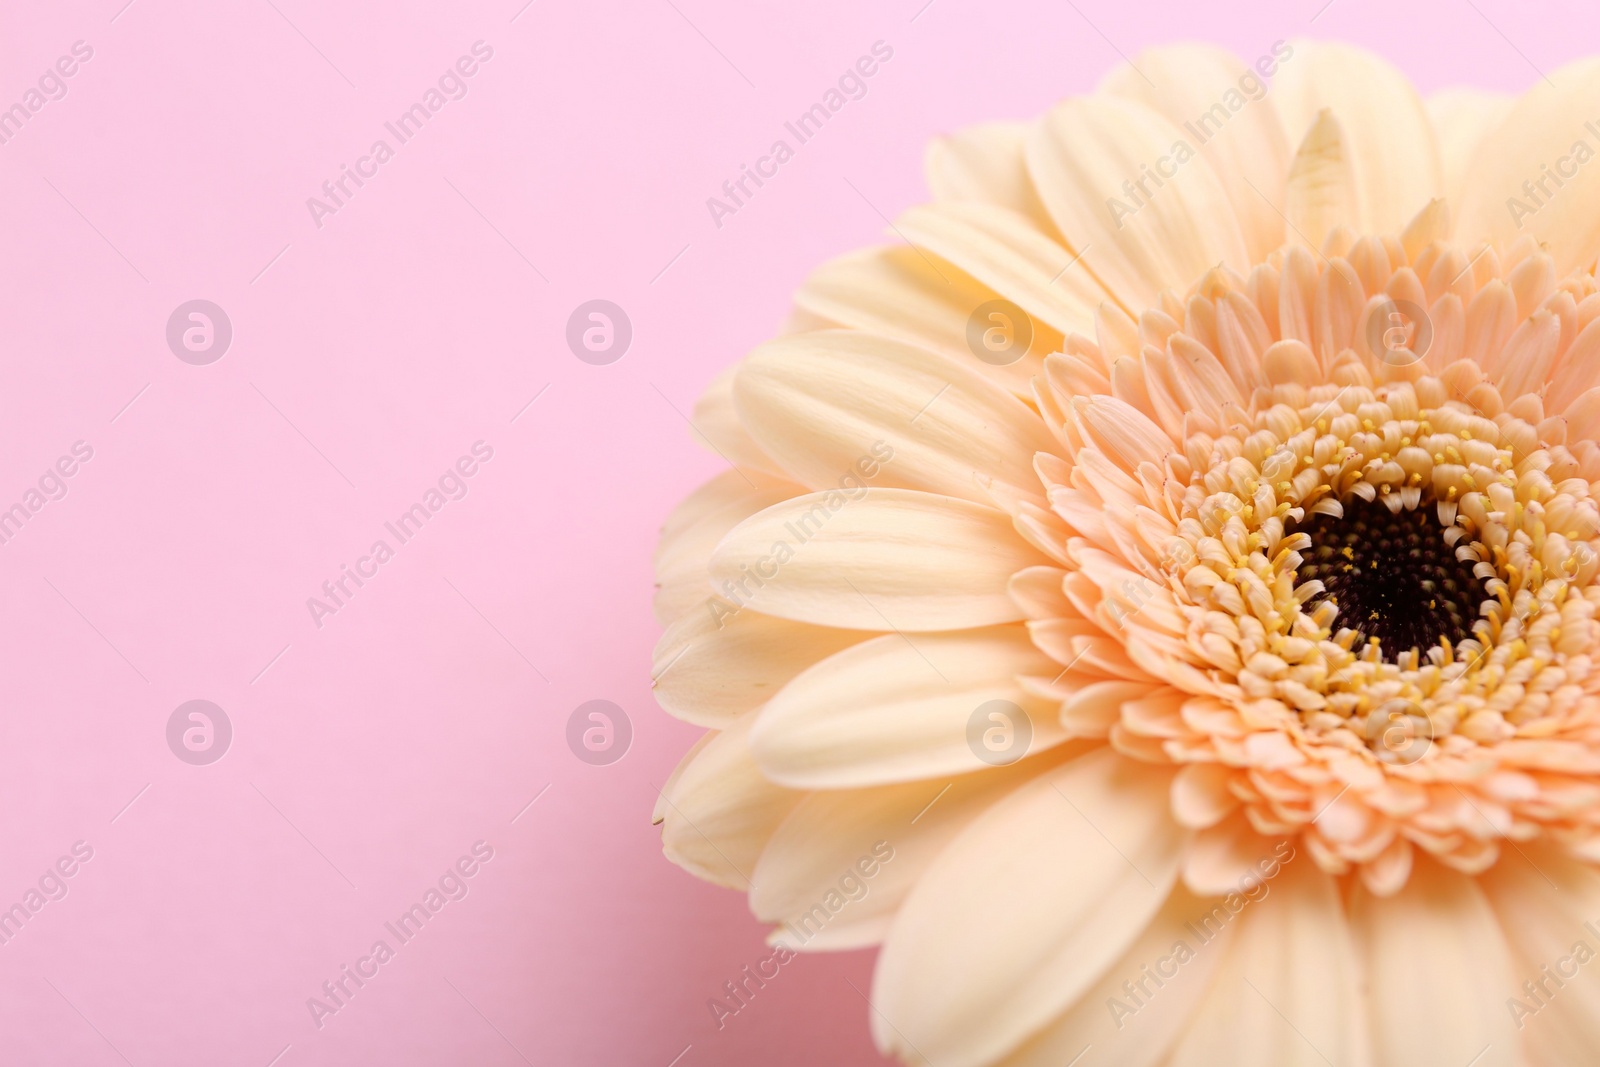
left=652, top=39, right=1600, bottom=1067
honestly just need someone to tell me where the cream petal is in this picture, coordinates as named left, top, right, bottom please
left=732, top=330, right=1058, bottom=504
left=1026, top=94, right=1251, bottom=308
left=872, top=748, right=1185, bottom=1067
left=1549, top=315, right=1600, bottom=410
left=991, top=883, right=1230, bottom=1067
left=1171, top=762, right=1242, bottom=828
left=751, top=754, right=1065, bottom=951
left=1496, top=309, right=1563, bottom=400
left=652, top=603, right=863, bottom=727
left=709, top=488, right=1047, bottom=631
left=1181, top=810, right=1289, bottom=895
left=1062, top=679, right=1164, bottom=739
left=1008, top=565, right=1073, bottom=621
left=792, top=244, right=1055, bottom=398
left=894, top=200, right=1107, bottom=336
left=689, top=365, right=791, bottom=477
left=1457, top=58, right=1600, bottom=276
left=654, top=471, right=805, bottom=624
left=925, top=120, right=1059, bottom=236
left=1100, top=43, right=1290, bottom=262
left=1479, top=843, right=1600, bottom=1064
left=1072, top=394, right=1178, bottom=472
left=1271, top=40, right=1444, bottom=234
left=657, top=715, right=802, bottom=891
left=1285, top=110, right=1362, bottom=252
left=1165, top=858, right=1370, bottom=1067
left=1426, top=88, right=1515, bottom=210
left=1351, top=856, right=1518, bottom=1067
left=751, top=625, right=1067, bottom=788
left=657, top=468, right=794, bottom=557
left=652, top=730, right=714, bottom=825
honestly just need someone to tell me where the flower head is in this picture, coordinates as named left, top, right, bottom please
left=654, top=39, right=1600, bottom=1067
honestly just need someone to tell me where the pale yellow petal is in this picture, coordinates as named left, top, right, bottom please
left=689, top=365, right=790, bottom=477
left=751, top=625, right=1067, bottom=788
left=1165, top=858, right=1370, bottom=1067
left=894, top=200, right=1108, bottom=336
left=1285, top=110, right=1362, bottom=252
left=709, top=488, right=1046, bottom=631
left=1100, top=43, right=1290, bottom=262
left=1350, top=856, right=1517, bottom=1067
left=752, top=754, right=1065, bottom=950
left=991, top=883, right=1229, bottom=1067
left=1480, top=843, right=1600, bottom=1064
left=873, top=748, right=1185, bottom=1067
left=732, top=330, right=1058, bottom=503
left=1426, top=87, right=1515, bottom=209
left=1271, top=40, right=1444, bottom=234
left=792, top=243, right=1056, bottom=399
left=1457, top=58, right=1600, bottom=276
left=1026, top=95, right=1251, bottom=307
left=1181, top=809, right=1287, bottom=895
left=654, top=470, right=804, bottom=624
left=925, top=120, right=1059, bottom=236
left=652, top=604, right=863, bottom=726
left=657, top=715, right=801, bottom=891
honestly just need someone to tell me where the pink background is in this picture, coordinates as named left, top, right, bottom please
left=0, top=0, right=1595, bottom=1063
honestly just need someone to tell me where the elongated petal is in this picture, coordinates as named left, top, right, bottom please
left=1427, top=88, right=1514, bottom=209
left=652, top=603, right=863, bottom=726
left=925, top=120, right=1058, bottom=235
left=1480, top=843, right=1600, bottom=1064
left=993, top=883, right=1228, bottom=1067
left=1027, top=95, right=1251, bottom=307
left=895, top=200, right=1107, bottom=336
left=1351, top=856, right=1517, bottom=1067
left=709, top=488, right=1046, bottom=631
left=654, top=471, right=805, bottom=624
left=1100, top=43, right=1290, bottom=262
left=657, top=716, right=801, bottom=890
left=1182, top=810, right=1287, bottom=895
left=733, top=330, right=1058, bottom=504
left=873, top=748, right=1185, bottom=1067
left=751, top=625, right=1065, bottom=788
left=752, top=754, right=1067, bottom=950
left=1457, top=57, right=1600, bottom=275
left=689, top=365, right=790, bottom=477
left=1285, top=110, right=1361, bottom=251
left=1166, top=858, right=1370, bottom=1067
left=792, top=244, right=1052, bottom=399
left=1271, top=40, right=1443, bottom=234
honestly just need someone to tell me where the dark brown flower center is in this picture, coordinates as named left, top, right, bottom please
left=1291, top=495, right=1488, bottom=661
